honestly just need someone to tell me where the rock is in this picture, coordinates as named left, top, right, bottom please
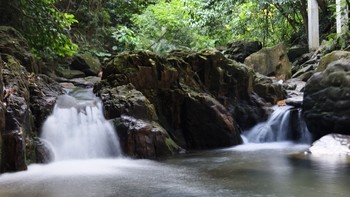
left=0, top=26, right=37, bottom=73
left=99, top=84, right=158, bottom=121
left=292, top=64, right=316, bottom=79
left=114, top=116, right=182, bottom=159
left=223, top=40, right=262, bottom=63
left=102, top=51, right=178, bottom=91
left=96, top=50, right=245, bottom=154
left=0, top=59, right=5, bottom=158
left=291, top=53, right=314, bottom=75
left=309, top=134, right=350, bottom=155
left=182, top=92, right=242, bottom=149
left=1, top=53, right=63, bottom=171
left=182, top=49, right=265, bottom=129
left=285, top=96, right=303, bottom=107
left=287, top=46, right=309, bottom=63
left=28, top=74, right=64, bottom=131
left=0, top=57, right=3, bottom=100
left=244, top=43, right=292, bottom=80
left=56, top=76, right=101, bottom=88
left=253, top=73, right=287, bottom=104
left=283, top=78, right=306, bottom=99
left=97, top=84, right=180, bottom=158
left=1, top=55, right=32, bottom=172
left=34, top=138, right=54, bottom=163
left=56, top=67, right=86, bottom=79
left=1, top=95, right=29, bottom=173
left=303, top=60, right=350, bottom=140
left=70, top=53, right=101, bottom=76
left=317, top=50, right=350, bottom=72
left=0, top=130, right=27, bottom=173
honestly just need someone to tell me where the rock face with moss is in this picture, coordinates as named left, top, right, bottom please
left=95, top=49, right=270, bottom=155
left=303, top=60, right=350, bottom=140
left=1, top=54, right=31, bottom=172
left=0, top=28, right=63, bottom=173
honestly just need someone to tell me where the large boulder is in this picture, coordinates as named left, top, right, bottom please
left=96, top=50, right=245, bottom=155
left=244, top=43, right=292, bottom=80
left=223, top=40, right=262, bottom=63
left=303, top=60, right=350, bottom=140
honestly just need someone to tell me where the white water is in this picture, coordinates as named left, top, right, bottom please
left=41, top=94, right=122, bottom=161
left=244, top=105, right=311, bottom=144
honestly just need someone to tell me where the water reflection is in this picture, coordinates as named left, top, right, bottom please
left=0, top=143, right=349, bottom=197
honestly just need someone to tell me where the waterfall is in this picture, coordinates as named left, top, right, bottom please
left=244, top=106, right=311, bottom=144
left=41, top=92, right=122, bottom=161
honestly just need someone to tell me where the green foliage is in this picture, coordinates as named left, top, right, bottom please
left=127, top=0, right=307, bottom=54
left=59, top=0, right=158, bottom=51
left=19, top=0, right=78, bottom=57
left=132, top=0, right=215, bottom=53
left=111, top=25, right=140, bottom=52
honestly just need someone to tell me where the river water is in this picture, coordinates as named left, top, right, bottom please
left=0, top=91, right=349, bottom=196
left=0, top=142, right=349, bottom=197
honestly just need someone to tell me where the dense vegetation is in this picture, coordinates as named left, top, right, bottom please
left=0, top=0, right=346, bottom=57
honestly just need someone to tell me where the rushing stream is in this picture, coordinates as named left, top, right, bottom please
left=0, top=92, right=349, bottom=197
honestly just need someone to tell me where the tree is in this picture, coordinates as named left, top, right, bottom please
left=0, top=0, right=78, bottom=57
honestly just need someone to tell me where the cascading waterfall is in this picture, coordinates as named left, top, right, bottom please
left=244, top=105, right=311, bottom=144
left=41, top=92, right=122, bottom=161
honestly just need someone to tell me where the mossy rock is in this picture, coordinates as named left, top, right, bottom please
left=70, top=52, right=101, bottom=76
left=0, top=26, right=37, bottom=73
left=317, top=50, right=350, bottom=72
